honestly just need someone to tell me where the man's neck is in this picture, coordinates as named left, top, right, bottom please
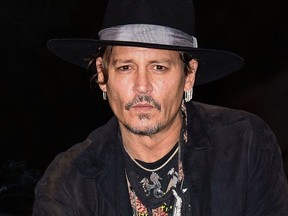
left=119, top=117, right=182, bottom=163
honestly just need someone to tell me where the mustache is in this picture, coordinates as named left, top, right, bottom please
left=125, top=95, right=161, bottom=111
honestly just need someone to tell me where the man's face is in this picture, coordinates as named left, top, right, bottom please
left=97, top=46, right=196, bottom=136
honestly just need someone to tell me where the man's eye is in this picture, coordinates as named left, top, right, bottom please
left=118, top=65, right=130, bottom=71
left=154, top=65, right=167, bottom=71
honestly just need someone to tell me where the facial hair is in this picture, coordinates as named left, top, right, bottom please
left=124, top=95, right=163, bottom=136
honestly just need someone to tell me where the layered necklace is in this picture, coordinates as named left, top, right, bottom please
left=123, top=143, right=179, bottom=173
left=123, top=140, right=186, bottom=216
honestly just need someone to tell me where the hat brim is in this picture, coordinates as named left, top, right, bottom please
left=47, top=38, right=244, bottom=85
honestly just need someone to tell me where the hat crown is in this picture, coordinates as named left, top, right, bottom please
left=102, top=0, right=195, bottom=36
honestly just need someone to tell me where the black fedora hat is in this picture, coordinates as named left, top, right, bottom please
left=47, top=0, right=244, bottom=85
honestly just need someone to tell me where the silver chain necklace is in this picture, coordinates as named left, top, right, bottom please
left=123, top=142, right=179, bottom=172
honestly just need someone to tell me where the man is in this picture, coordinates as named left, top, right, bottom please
left=33, top=0, right=288, bottom=215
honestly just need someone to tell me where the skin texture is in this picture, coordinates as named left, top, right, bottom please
left=97, top=46, right=197, bottom=162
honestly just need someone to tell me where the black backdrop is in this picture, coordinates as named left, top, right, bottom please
left=1, top=0, right=288, bottom=214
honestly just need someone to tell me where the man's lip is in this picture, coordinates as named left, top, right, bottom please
left=131, top=104, right=154, bottom=109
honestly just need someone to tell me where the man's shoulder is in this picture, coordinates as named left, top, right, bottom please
left=190, top=101, right=279, bottom=154
left=87, top=116, right=118, bottom=142
left=64, top=116, right=118, bottom=156
left=192, top=101, right=266, bottom=127
left=41, top=116, right=119, bottom=180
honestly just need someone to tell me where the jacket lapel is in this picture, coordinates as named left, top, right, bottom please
left=98, top=140, right=133, bottom=216
left=183, top=102, right=215, bottom=215
left=184, top=140, right=213, bottom=215
left=74, top=117, right=132, bottom=215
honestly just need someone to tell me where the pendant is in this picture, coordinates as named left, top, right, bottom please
left=141, top=172, right=164, bottom=198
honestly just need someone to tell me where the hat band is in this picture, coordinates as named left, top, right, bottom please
left=99, top=24, right=198, bottom=48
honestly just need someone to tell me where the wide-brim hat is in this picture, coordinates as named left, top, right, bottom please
left=47, top=0, right=244, bottom=85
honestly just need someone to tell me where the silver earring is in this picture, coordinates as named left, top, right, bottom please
left=103, top=91, right=107, bottom=100
left=184, top=88, right=193, bottom=102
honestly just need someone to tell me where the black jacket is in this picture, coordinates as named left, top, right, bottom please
left=33, top=102, right=288, bottom=215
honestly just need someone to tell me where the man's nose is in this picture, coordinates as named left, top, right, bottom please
left=133, top=70, right=153, bottom=94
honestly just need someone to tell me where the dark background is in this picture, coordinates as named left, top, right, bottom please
left=1, top=0, right=287, bottom=215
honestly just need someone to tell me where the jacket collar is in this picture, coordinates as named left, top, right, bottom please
left=186, top=101, right=214, bottom=149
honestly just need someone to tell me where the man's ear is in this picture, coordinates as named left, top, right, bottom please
left=184, top=59, right=198, bottom=91
left=96, top=57, right=107, bottom=91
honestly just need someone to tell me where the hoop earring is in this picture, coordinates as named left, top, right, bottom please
left=184, top=88, right=193, bottom=102
left=103, top=91, right=107, bottom=100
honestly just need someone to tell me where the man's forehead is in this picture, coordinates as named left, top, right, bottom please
left=110, top=46, right=180, bottom=60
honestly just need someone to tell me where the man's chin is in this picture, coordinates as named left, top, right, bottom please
left=124, top=123, right=164, bottom=137
left=137, top=113, right=152, bottom=120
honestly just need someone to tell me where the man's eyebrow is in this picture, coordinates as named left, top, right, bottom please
left=111, top=58, right=176, bottom=65
left=111, top=59, right=134, bottom=66
left=149, top=59, right=176, bottom=64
